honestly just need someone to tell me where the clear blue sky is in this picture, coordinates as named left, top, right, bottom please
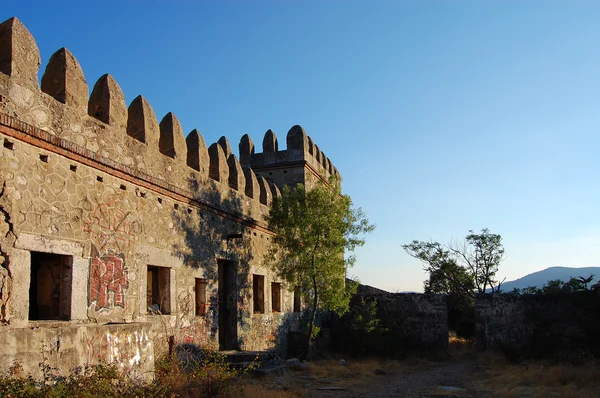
left=5, top=1, right=600, bottom=292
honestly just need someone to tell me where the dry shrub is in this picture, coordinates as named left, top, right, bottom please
left=448, top=332, right=475, bottom=360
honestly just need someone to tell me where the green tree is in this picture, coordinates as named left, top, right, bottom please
left=403, top=228, right=505, bottom=297
left=267, top=179, right=374, bottom=357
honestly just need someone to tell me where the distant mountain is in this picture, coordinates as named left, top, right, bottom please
left=498, top=266, right=600, bottom=292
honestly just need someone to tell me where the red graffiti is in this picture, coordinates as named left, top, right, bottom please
left=90, top=252, right=129, bottom=309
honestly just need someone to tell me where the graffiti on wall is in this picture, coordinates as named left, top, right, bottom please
left=84, top=328, right=152, bottom=367
left=89, top=247, right=129, bottom=310
left=83, top=199, right=139, bottom=253
left=83, top=199, right=140, bottom=311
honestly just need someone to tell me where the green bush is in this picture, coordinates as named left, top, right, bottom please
left=332, top=297, right=409, bottom=358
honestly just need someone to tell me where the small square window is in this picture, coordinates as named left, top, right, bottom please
left=69, top=165, right=77, bottom=172
left=3, top=139, right=14, bottom=150
left=39, top=154, right=48, bottom=163
left=253, top=275, right=264, bottom=314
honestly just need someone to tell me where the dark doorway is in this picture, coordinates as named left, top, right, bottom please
left=218, top=260, right=238, bottom=350
left=29, top=252, right=73, bottom=320
left=147, top=265, right=171, bottom=314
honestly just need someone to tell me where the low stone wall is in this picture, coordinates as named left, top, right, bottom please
left=0, top=322, right=154, bottom=380
left=376, top=293, right=448, bottom=351
left=332, top=289, right=448, bottom=357
left=475, top=292, right=600, bottom=361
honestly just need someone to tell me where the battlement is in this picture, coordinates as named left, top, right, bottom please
left=239, top=126, right=340, bottom=180
left=239, top=126, right=339, bottom=190
left=0, top=16, right=337, bottom=370
left=0, top=17, right=338, bottom=222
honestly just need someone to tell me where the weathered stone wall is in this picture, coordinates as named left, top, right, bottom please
left=475, top=292, right=600, bottom=361
left=332, top=287, right=448, bottom=356
left=0, top=322, right=154, bottom=380
left=0, top=16, right=336, bottom=377
left=375, top=293, right=449, bottom=351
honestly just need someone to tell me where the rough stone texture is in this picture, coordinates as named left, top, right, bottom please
left=0, top=17, right=41, bottom=92
left=262, top=129, right=278, bottom=152
left=207, top=142, right=229, bottom=183
left=243, top=125, right=337, bottom=191
left=41, top=48, right=88, bottom=111
left=243, top=166, right=259, bottom=199
left=346, top=287, right=449, bottom=352
left=158, top=112, right=186, bottom=159
left=257, top=176, right=272, bottom=206
left=475, top=292, right=600, bottom=361
left=217, top=136, right=232, bottom=159
left=127, top=95, right=159, bottom=145
left=0, top=16, right=342, bottom=379
left=185, top=129, right=209, bottom=177
left=227, top=154, right=245, bottom=192
left=239, top=134, right=254, bottom=166
left=88, top=74, right=127, bottom=130
left=0, top=322, right=154, bottom=380
left=376, top=293, right=448, bottom=351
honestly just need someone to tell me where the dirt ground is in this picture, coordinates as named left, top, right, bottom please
left=241, top=349, right=600, bottom=398
left=246, top=358, right=480, bottom=398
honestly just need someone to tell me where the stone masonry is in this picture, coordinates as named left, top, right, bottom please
left=0, top=17, right=337, bottom=378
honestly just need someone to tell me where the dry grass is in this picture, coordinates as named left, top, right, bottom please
left=469, top=352, right=600, bottom=398
left=235, top=337, right=600, bottom=398
left=238, top=357, right=426, bottom=397
left=237, top=383, right=304, bottom=397
left=447, top=334, right=476, bottom=361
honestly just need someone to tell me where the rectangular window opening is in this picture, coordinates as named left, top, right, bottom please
left=96, top=176, right=103, bottom=182
left=195, top=278, right=207, bottom=316
left=3, top=139, right=14, bottom=150
left=253, top=274, right=264, bottom=314
left=69, top=165, right=77, bottom=172
left=29, top=252, right=73, bottom=321
left=147, top=265, right=171, bottom=314
left=271, top=282, right=281, bottom=313
left=293, top=287, right=301, bottom=313
left=39, top=154, right=48, bottom=163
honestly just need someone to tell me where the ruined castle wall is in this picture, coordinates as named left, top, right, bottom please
left=239, top=125, right=340, bottom=192
left=475, top=292, right=600, bottom=361
left=340, top=289, right=449, bottom=353
left=376, top=293, right=448, bottom=351
left=0, top=16, right=332, bottom=377
left=0, top=322, right=154, bottom=380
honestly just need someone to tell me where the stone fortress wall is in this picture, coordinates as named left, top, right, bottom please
left=0, top=17, right=338, bottom=378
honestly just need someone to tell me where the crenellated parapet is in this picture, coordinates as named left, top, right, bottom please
left=239, top=125, right=339, bottom=191
left=0, top=16, right=296, bottom=224
left=0, top=16, right=336, bottom=370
